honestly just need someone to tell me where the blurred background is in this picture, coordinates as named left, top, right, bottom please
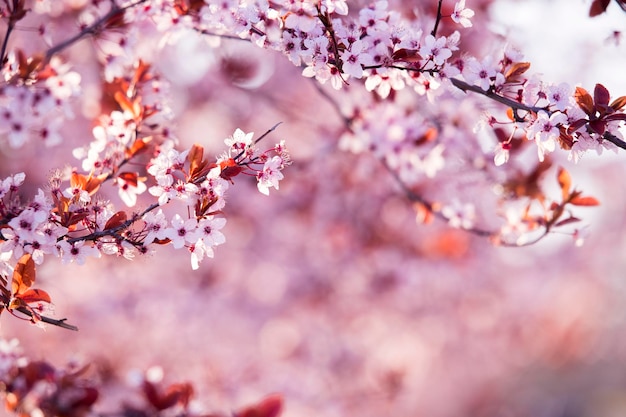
left=2, top=0, right=626, bottom=416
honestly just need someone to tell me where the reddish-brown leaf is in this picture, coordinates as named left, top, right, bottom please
left=558, top=129, right=574, bottom=150
left=566, top=118, right=589, bottom=134
left=11, top=254, right=35, bottom=296
left=152, top=238, right=171, bottom=245
left=126, top=136, right=152, bottom=158
left=594, top=83, right=611, bottom=107
left=589, top=0, right=611, bottom=16
left=569, top=196, right=600, bottom=206
left=17, top=288, right=51, bottom=304
left=143, top=381, right=194, bottom=411
left=557, top=167, right=571, bottom=201
left=504, top=62, right=531, bottom=80
left=235, top=394, right=283, bottom=417
left=588, top=119, right=606, bottom=135
left=574, top=87, right=595, bottom=116
left=104, top=211, right=128, bottom=230
left=114, top=91, right=142, bottom=119
left=605, top=113, right=626, bottom=122
left=118, top=172, right=139, bottom=188
left=70, top=172, right=87, bottom=190
left=610, top=95, right=626, bottom=111
left=391, top=48, right=421, bottom=63
left=130, top=60, right=152, bottom=92
left=188, top=144, right=205, bottom=177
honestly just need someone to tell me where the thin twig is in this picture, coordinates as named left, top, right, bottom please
left=431, top=0, right=444, bottom=37
left=0, top=19, right=14, bottom=65
left=42, top=0, right=148, bottom=65
left=13, top=306, right=79, bottom=331
left=66, top=202, right=159, bottom=245
left=602, top=131, right=626, bottom=150
left=449, top=77, right=547, bottom=114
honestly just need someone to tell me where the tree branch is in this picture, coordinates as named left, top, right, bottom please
left=13, top=306, right=78, bottom=331
left=449, top=77, right=547, bottom=114
left=602, top=131, right=626, bottom=150
left=431, top=0, right=444, bottom=37
left=43, top=0, right=148, bottom=65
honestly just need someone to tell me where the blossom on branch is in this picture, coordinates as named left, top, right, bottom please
left=451, top=0, right=475, bottom=28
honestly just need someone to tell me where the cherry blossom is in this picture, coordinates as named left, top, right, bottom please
left=164, top=214, right=199, bottom=249
left=56, top=241, right=101, bottom=265
left=419, top=35, right=453, bottom=67
left=451, top=0, right=475, bottom=28
left=0, top=1, right=624, bottom=415
left=257, top=155, right=286, bottom=195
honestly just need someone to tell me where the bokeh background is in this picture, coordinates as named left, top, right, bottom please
left=2, top=0, right=626, bottom=416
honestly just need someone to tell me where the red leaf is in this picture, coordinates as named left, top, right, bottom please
left=556, top=167, right=571, bottom=201
left=588, top=119, right=606, bottom=135
left=504, top=62, right=531, bottom=80
left=104, top=211, right=128, bottom=230
left=143, top=381, right=193, bottom=411
left=67, top=387, right=99, bottom=409
left=574, top=87, right=594, bottom=116
left=610, top=95, right=626, bottom=111
left=118, top=172, right=139, bottom=188
left=589, top=0, right=611, bottom=16
left=235, top=394, right=283, bottom=417
left=594, top=83, right=611, bottom=107
left=569, top=196, right=600, bottom=206
left=391, top=48, right=421, bottom=63
left=11, top=254, right=35, bottom=296
left=605, top=113, right=626, bottom=122
left=126, top=136, right=152, bottom=158
left=17, top=288, right=51, bottom=304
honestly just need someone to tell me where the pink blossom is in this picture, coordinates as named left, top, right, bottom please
left=142, top=209, right=169, bottom=245
left=526, top=111, right=567, bottom=162
left=340, top=40, right=373, bottom=79
left=257, top=156, right=286, bottom=195
left=164, top=214, right=199, bottom=249
left=451, top=0, right=475, bottom=28
left=419, top=35, right=452, bottom=67
left=56, top=240, right=101, bottom=265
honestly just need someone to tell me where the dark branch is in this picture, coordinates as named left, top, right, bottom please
left=603, top=131, right=626, bottom=150
left=43, top=0, right=148, bottom=65
left=431, top=0, right=444, bottom=37
left=449, top=77, right=547, bottom=114
left=14, top=306, right=78, bottom=331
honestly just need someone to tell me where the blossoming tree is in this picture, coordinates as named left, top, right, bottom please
left=0, top=0, right=625, bottom=416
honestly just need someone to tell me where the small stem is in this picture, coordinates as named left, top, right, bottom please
left=431, top=0, right=444, bottom=37
left=229, top=122, right=283, bottom=164
left=65, top=202, right=159, bottom=245
left=13, top=306, right=78, bottom=331
left=449, top=77, right=547, bottom=114
left=42, top=0, right=148, bottom=65
left=0, top=20, right=14, bottom=65
left=602, top=131, right=626, bottom=150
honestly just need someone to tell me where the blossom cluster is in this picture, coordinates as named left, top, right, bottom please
left=0, top=0, right=613, bottom=271
left=0, top=55, right=80, bottom=148
left=0, top=127, right=289, bottom=276
left=110, top=0, right=619, bottom=244
left=117, top=0, right=626, bottom=168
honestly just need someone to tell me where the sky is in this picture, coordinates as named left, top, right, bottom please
left=490, top=0, right=626, bottom=93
